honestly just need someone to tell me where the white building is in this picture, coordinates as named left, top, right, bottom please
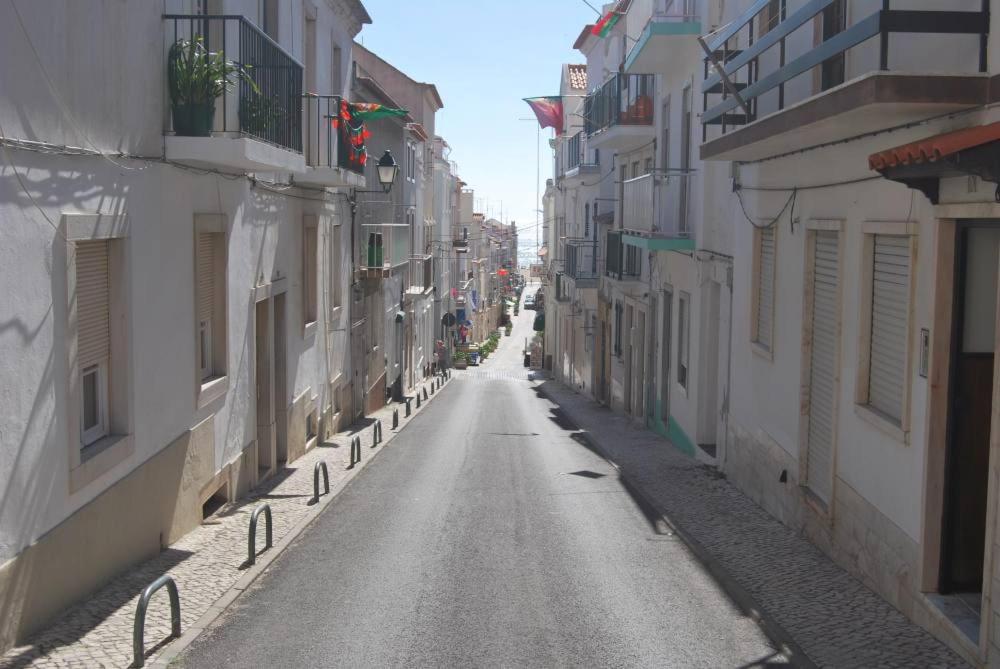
left=0, top=0, right=374, bottom=652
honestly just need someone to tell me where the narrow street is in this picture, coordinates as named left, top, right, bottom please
left=178, top=287, right=788, bottom=668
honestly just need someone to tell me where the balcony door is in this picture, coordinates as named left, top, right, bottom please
left=821, top=0, right=847, bottom=91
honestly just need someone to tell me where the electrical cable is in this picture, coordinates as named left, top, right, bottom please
left=734, top=187, right=796, bottom=230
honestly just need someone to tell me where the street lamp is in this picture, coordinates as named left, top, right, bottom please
left=375, top=149, right=399, bottom=194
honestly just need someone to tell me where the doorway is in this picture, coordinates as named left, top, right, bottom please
left=941, top=225, right=1000, bottom=597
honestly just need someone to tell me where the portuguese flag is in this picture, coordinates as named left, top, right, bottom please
left=349, top=102, right=409, bottom=121
left=592, top=1, right=627, bottom=38
left=523, top=97, right=564, bottom=136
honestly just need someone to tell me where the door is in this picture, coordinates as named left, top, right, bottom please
left=648, top=297, right=658, bottom=423
left=351, top=318, right=366, bottom=420
left=255, top=299, right=274, bottom=477
left=804, top=231, right=840, bottom=503
left=942, top=226, right=1000, bottom=592
left=624, top=305, right=634, bottom=413
left=634, top=309, right=646, bottom=418
left=661, top=289, right=673, bottom=424
left=274, top=293, right=288, bottom=464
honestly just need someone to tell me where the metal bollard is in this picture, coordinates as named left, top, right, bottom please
left=348, top=436, right=362, bottom=468
left=416, top=394, right=422, bottom=408
left=430, top=382, right=435, bottom=396
left=392, top=408, right=399, bottom=429
left=423, top=387, right=429, bottom=400
left=405, top=398, right=412, bottom=416
left=311, top=461, right=329, bottom=504
left=372, top=419, right=382, bottom=447
left=133, top=575, right=181, bottom=668
left=247, top=504, right=272, bottom=565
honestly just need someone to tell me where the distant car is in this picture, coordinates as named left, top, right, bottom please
left=524, top=293, right=536, bottom=310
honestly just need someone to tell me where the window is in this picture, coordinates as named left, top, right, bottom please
left=77, top=240, right=111, bottom=447
left=614, top=301, right=623, bottom=357
left=304, top=15, right=316, bottom=93
left=625, top=244, right=641, bottom=277
left=197, top=229, right=226, bottom=384
left=821, top=0, right=847, bottom=90
left=752, top=225, right=776, bottom=352
left=632, top=161, right=640, bottom=179
left=759, top=0, right=781, bottom=36
left=861, top=233, right=912, bottom=426
left=585, top=203, right=590, bottom=238
left=678, top=292, right=690, bottom=389
left=680, top=86, right=692, bottom=234
left=331, top=44, right=343, bottom=95
left=260, top=0, right=278, bottom=39
left=661, top=289, right=673, bottom=416
left=645, top=158, right=653, bottom=175
left=661, top=99, right=671, bottom=172
left=303, top=221, right=318, bottom=325
left=619, top=164, right=628, bottom=228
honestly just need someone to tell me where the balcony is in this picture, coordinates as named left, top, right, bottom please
left=358, top=225, right=409, bottom=280
left=163, top=15, right=305, bottom=173
left=621, top=173, right=695, bottom=251
left=605, top=231, right=642, bottom=281
left=557, top=131, right=601, bottom=183
left=699, top=1, right=989, bottom=162
left=624, top=0, right=702, bottom=73
left=554, top=273, right=571, bottom=303
left=585, top=74, right=655, bottom=153
left=406, top=255, right=434, bottom=295
left=297, top=95, right=366, bottom=188
left=564, top=239, right=599, bottom=287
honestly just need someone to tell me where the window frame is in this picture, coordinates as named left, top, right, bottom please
left=751, top=224, right=777, bottom=357
left=195, top=214, right=229, bottom=406
left=854, top=222, right=918, bottom=441
left=303, top=217, right=319, bottom=330
left=678, top=291, right=690, bottom=391
left=81, top=361, right=109, bottom=447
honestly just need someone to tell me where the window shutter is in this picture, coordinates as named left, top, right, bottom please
left=304, top=225, right=317, bottom=322
left=198, top=233, right=215, bottom=323
left=76, top=240, right=111, bottom=368
left=806, top=231, right=839, bottom=502
left=756, top=226, right=775, bottom=350
left=868, top=234, right=910, bottom=424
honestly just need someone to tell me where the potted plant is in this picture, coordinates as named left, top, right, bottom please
left=453, top=351, right=468, bottom=370
left=167, top=36, right=257, bottom=137
left=505, top=324, right=512, bottom=336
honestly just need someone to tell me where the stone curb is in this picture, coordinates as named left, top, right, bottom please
left=533, top=383, right=816, bottom=669
left=148, top=375, right=454, bottom=668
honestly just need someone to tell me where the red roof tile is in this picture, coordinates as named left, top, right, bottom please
left=869, top=121, right=1000, bottom=171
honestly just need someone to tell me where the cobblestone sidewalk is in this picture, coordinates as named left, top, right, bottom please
left=537, top=381, right=967, bottom=669
left=0, top=376, right=450, bottom=669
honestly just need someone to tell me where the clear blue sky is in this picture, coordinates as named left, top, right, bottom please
left=356, top=0, right=599, bottom=253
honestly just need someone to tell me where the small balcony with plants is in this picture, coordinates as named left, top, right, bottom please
left=584, top=73, right=655, bottom=153
left=297, top=95, right=366, bottom=188
left=621, top=173, right=695, bottom=251
left=700, top=1, right=989, bottom=161
left=163, top=14, right=305, bottom=172
left=624, top=0, right=702, bottom=74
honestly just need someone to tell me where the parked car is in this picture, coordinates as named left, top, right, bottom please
left=524, top=293, right=536, bottom=310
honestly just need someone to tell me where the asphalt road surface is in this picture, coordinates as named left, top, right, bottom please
left=179, top=283, right=788, bottom=668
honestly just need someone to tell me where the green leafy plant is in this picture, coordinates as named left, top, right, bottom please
left=167, top=36, right=258, bottom=136
left=239, top=92, right=287, bottom=132
left=454, top=351, right=468, bottom=361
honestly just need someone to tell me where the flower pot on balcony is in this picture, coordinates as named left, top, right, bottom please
left=171, top=102, right=215, bottom=137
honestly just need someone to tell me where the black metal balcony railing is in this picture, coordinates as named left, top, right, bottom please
left=164, top=15, right=303, bottom=153
left=565, top=239, right=599, bottom=281
left=585, top=74, right=655, bottom=136
left=302, top=94, right=365, bottom=175
left=605, top=231, right=641, bottom=280
left=701, top=1, right=988, bottom=137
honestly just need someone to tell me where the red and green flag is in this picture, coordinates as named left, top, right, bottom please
left=591, top=1, right=628, bottom=38
left=523, top=96, right=564, bottom=136
left=349, top=102, right=409, bottom=121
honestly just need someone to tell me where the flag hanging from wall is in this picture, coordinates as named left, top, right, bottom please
left=523, top=97, right=564, bottom=136
left=591, top=0, right=630, bottom=38
left=349, top=102, right=409, bottom=121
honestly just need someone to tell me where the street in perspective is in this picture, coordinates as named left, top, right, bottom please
left=1, top=0, right=999, bottom=667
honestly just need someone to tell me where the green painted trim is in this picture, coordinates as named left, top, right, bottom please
left=622, top=233, right=695, bottom=252
left=625, top=20, right=703, bottom=72
left=646, top=405, right=695, bottom=457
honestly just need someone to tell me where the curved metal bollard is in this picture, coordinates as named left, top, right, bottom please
left=405, top=398, right=412, bottom=416
left=392, top=408, right=399, bottom=430
left=311, top=461, right=329, bottom=504
left=348, top=436, right=362, bottom=468
left=247, top=504, right=272, bottom=565
left=133, top=575, right=181, bottom=668
left=372, top=419, right=383, bottom=447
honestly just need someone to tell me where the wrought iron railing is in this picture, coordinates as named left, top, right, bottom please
left=585, top=73, right=655, bottom=136
left=164, top=15, right=303, bottom=152
left=701, top=1, right=988, bottom=136
left=302, top=94, right=365, bottom=175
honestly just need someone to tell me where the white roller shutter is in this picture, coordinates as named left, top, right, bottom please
left=868, top=234, right=910, bottom=425
left=198, top=233, right=215, bottom=323
left=76, top=240, right=110, bottom=368
left=756, top=226, right=775, bottom=350
left=806, top=231, right=839, bottom=503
